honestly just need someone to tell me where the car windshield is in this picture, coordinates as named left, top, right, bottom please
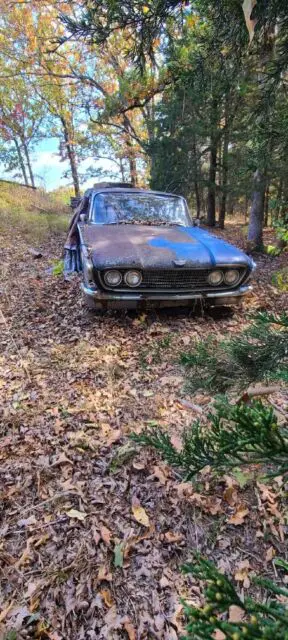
left=92, top=192, right=190, bottom=226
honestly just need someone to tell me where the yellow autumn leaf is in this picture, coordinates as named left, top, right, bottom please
left=65, top=509, right=87, bottom=521
left=132, top=504, right=150, bottom=527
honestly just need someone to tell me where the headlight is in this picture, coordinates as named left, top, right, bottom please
left=104, top=270, right=122, bottom=286
left=124, top=270, right=142, bottom=287
left=224, top=269, right=240, bottom=286
left=207, top=270, right=223, bottom=286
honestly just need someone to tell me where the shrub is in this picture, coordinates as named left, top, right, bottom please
left=180, top=312, right=288, bottom=392
left=132, top=399, right=288, bottom=480
left=182, top=555, right=288, bottom=639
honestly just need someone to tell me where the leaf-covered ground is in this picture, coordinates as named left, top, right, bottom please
left=0, top=220, right=287, bottom=639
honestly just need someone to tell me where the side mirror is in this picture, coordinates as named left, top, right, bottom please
left=79, top=213, right=87, bottom=223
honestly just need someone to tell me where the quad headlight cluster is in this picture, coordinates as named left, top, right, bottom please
left=207, top=269, right=240, bottom=286
left=103, top=269, right=142, bottom=288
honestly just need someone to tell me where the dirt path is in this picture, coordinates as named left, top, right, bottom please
left=0, top=225, right=287, bottom=639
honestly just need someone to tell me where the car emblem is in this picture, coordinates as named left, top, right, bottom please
left=173, top=260, right=186, bottom=267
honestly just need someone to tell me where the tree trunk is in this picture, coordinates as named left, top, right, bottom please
left=247, top=169, right=266, bottom=249
left=275, top=178, right=283, bottom=220
left=192, top=137, right=201, bottom=218
left=207, top=136, right=217, bottom=227
left=219, top=124, right=229, bottom=229
left=61, top=117, right=80, bottom=197
left=13, top=137, right=29, bottom=186
left=244, top=195, right=248, bottom=223
left=22, top=139, right=35, bottom=188
left=119, top=158, right=125, bottom=182
left=264, top=183, right=269, bottom=227
left=128, top=153, right=137, bottom=186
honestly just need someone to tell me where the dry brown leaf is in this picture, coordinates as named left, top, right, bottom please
left=223, top=486, right=238, bottom=506
left=266, top=546, right=275, bottom=562
left=213, top=632, right=226, bottom=640
left=160, top=375, right=183, bottom=386
left=152, top=464, right=168, bottom=485
left=242, top=0, right=258, bottom=42
left=228, top=506, right=249, bottom=525
left=65, top=509, right=87, bottom=521
left=106, top=429, right=122, bottom=446
left=257, top=483, right=277, bottom=503
left=100, top=525, right=112, bottom=546
left=0, top=600, right=15, bottom=623
left=15, top=538, right=34, bottom=568
left=234, top=560, right=250, bottom=587
left=170, top=434, right=182, bottom=452
left=123, top=619, right=137, bottom=640
left=131, top=502, right=150, bottom=527
left=229, top=605, right=245, bottom=622
left=159, top=575, right=170, bottom=589
left=100, top=588, right=114, bottom=608
left=98, top=565, right=113, bottom=582
left=164, top=531, right=183, bottom=543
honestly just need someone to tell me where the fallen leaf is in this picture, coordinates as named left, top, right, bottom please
left=106, top=429, right=122, bottom=446
left=164, top=531, right=183, bottom=543
left=223, top=486, right=238, bottom=506
left=228, top=506, right=249, bottom=525
left=65, top=509, right=87, bottom=522
left=214, top=632, right=226, bottom=640
left=132, top=504, right=150, bottom=527
left=234, top=560, right=251, bottom=587
left=170, top=434, right=182, bottom=452
left=159, top=575, right=170, bottom=589
left=266, top=546, right=275, bottom=562
left=17, top=515, right=37, bottom=527
left=98, top=565, right=113, bottom=582
left=114, top=541, right=125, bottom=568
left=123, top=619, right=137, bottom=640
left=242, top=0, right=258, bottom=42
left=160, top=375, right=183, bottom=386
left=151, top=464, right=168, bottom=485
left=257, top=483, right=277, bottom=503
left=0, top=600, right=15, bottom=623
left=100, top=525, right=112, bottom=546
left=100, top=588, right=114, bottom=608
left=229, top=605, right=245, bottom=622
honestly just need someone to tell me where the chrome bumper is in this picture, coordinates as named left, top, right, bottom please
left=81, top=284, right=252, bottom=310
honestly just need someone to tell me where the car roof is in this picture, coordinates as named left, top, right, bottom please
left=84, top=186, right=184, bottom=199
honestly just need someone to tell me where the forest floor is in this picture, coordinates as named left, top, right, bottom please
left=0, top=206, right=287, bottom=639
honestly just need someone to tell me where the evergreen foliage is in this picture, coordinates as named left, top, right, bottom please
left=132, top=399, right=288, bottom=480
left=182, top=555, right=288, bottom=639
left=180, top=312, right=288, bottom=392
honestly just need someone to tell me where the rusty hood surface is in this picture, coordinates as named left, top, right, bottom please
left=80, top=224, right=252, bottom=270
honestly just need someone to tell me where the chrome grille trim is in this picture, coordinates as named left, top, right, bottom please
left=98, top=267, right=247, bottom=292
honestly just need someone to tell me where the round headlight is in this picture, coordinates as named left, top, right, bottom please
left=124, top=270, right=142, bottom=287
left=224, top=269, right=240, bottom=286
left=104, top=270, right=122, bottom=286
left=207, top=270, right=223, bottom=286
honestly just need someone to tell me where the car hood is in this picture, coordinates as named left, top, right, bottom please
left=80, top=224, right=252, bottom=270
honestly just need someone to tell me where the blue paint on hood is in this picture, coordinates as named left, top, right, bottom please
left=149, top=226, right=252, bottom=268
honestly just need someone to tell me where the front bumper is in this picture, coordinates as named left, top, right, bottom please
left=81, top=284, right=252, bottom=310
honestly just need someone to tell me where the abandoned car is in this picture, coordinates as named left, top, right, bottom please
left=64, top=183, right=254, bottom=310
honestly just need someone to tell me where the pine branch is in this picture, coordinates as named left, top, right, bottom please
left=131, top=400, right=288, bottom=480
left=182, top=554, right=288, bottom=640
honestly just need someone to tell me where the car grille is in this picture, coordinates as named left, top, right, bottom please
left=99, top=268, right=246, bottom=291
left=140, top=269, right=211, bottom=290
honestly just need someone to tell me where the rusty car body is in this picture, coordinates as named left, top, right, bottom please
left=64, top=183, right=254, bottom=310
